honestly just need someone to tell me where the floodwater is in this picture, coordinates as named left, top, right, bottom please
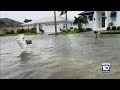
left=0, top=31, right=120, bottom=79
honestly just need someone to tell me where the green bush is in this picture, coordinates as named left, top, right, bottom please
left=6, top=32, right=10, bottom=34
left=24, top=29, right=30, bottom=33
left=117, top=26, right=120, bottom=30
left=67, top=29, right=71, bottom=32
left=10, top=30, right=14, bottom=34
left=86, top=28, right=92, bottom=31
left=101, top=32, right=120, bottom=34
left=17, top=29, right=25, bottom=33
left=107, top=27, right=110, bottom=30
left=30, top=27, right=37, bottom=33
left=112, top=26, right=116, bottom=30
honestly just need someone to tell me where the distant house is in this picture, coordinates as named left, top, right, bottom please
left=0, top=18, right=23, bottom=34
left=22, top=16, right=77, bottom=34
left=78, top=11, right=120, bottom=31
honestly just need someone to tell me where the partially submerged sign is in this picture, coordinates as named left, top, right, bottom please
left=16, top=34, right=32, bottom=51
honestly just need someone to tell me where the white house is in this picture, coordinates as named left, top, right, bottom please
left=22, top=16, right=77, bottom=34
left=78, top=11, right=120, bottom=31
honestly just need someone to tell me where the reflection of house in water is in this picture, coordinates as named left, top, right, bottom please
left=21, top=16, right=77, bottom=34
left=0, top=18, right=23, bottom=34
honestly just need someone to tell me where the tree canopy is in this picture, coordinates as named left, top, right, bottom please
left=24, top=19, right=32, bottom=23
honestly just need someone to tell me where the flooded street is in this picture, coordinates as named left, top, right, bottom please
left=1, top=31, right=120, bottom=79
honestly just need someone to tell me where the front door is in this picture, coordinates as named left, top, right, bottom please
left=102, top=17, right=105, bottom=27
left=102, top=12, right=105, bottom=27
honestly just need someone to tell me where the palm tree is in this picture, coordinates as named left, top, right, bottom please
left=73, top=16, right=88, bottom=32
left=54, top=11, right=57, bottom=35
left=60, top=11, right=68, bottom=30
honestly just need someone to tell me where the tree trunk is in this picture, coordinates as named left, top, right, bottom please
left=65, top=12, right=68, bottom=30
left=78, top=23, right=80, bottom=33
left=79, top=23, right=83, bottom=32
left=54, top=11, right=57, bottom=35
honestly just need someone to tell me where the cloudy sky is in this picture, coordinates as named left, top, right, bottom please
left=1, top=11, right=83, bottom=23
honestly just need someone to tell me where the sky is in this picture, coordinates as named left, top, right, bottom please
left=0, top=11, right=83, bottom=23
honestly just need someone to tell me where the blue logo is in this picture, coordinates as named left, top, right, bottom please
left=102, top=63, right=110, bottom=73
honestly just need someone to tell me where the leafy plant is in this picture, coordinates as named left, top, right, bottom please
left=112, top=26, right=116, bottom=30
left=30, top=27, right=37, bottom=33
left=117, top=26, right=120, bottom=30
left=107, top=27, right=110, bottom=30
left=73, top=16, right=88, bottom=32
left=17, top=29, right=25, bottom=33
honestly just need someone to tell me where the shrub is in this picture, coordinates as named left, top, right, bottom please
left=108, top=22, right=114, bottom=27
left=101, top=32, right=120, bottom=34
left=24, top=29, right=30, bottom=33
left=107, top=27, right=110, bottom=30
left=112, top=26, right=116, bottom=30
left=117, top=26, right=120, bottom=30
left=67, top=29, right=71, bottom=32
left=30, top=27, right=37, bottom=33
left=86, top=28, right=92, bottom=31
left=17, top=29, right=25, bottom=33
left=6, top=32, right=10, bottom=34
left=10, top=30, right=14, bottom=34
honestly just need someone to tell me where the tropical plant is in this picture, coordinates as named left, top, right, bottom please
left=60, top=11, right=68, bottom=30
left=24, top=19, right=32, bottom=23
left=73, top=16, right=88, bottom=32
left=108, top=22, right=114, bottom=30
left=112, top=26, right=116, bottom=30
left=107, top=27, right=110, bottom=30
left=117, top=26, right=120, bottom=30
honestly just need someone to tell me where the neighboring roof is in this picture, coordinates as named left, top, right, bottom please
left=22, top=16, right=73, bottom=26
left=0, top=18, right=23, bottom=27
left=78, top=11, right=94, bottom=16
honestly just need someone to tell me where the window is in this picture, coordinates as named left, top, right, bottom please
left=88, top=15, right=93, bottom=21
left=110, top=11, right=116, bottom=17
left=102, top=13, right=105, bottom=16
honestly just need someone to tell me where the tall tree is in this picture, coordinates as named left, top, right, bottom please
left=60, top=11, right=68, bottom=30
left=54, top=11, right=57, bottom=35
left=73, top=16, right=88, bottom=32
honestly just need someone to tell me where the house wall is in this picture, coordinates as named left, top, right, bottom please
left=116, top=11, right=120, bottom=27
left=41, top=22, right=73, bottom=33
left=80, top=11, right=120, bottom=30
left=82, top=18, right=94, bottom=29
left=0, top=29, right=5, bottom=34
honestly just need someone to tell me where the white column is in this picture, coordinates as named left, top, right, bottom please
left=36, top=24, right=40, bottom=33
left=105, top=11, right=110, bottom=29
left=93, top=11, right=98, bottom=30
left=116, top=11, right=120, bottom=27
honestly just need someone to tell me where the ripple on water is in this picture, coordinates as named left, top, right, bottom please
left=1, top=33, right=120, bottom=79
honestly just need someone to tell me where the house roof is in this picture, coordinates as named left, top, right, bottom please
left=22, top=16, right=73, bottom=26
left=78, top=11, right=94, bottom=16
left=0, top=18, right=23, bottom=27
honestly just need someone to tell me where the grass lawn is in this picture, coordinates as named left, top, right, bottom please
left=0, top=33, right=38, bottom=37
left=57, top=29, right=92, bottom=35
left=58, top=29, right=80, bottom=35
left=100, top=30, right=120, bottom=34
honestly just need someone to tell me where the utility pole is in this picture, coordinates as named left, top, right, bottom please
left=65, top=12, right=68, bottom=30
left=54, top=11, right=57, bottom=35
